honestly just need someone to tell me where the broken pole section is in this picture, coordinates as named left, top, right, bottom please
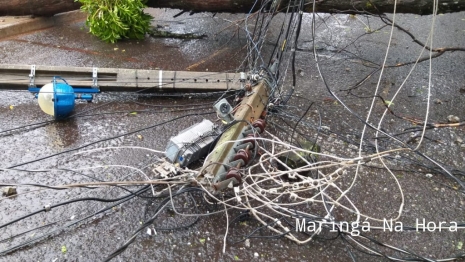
left=200, top=79, right=270, bottom=190
left=0, top=64, right=241, bottom=92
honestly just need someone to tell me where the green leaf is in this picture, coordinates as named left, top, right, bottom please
left=458, top=241, right=463, bottom=250
left=199, top=238, right=206, bottom=244
left=77, top=0, right=153, bottom=43
left=234, top=255, right=239, bottom=260
left=61, top=245, right=67, bottom=254
left=384, top=100, right=394, bottom=107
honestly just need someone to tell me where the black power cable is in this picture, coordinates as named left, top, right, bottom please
left=3, top=111, right=214, bottom=170
left=0, top=186, right=151, bottom=231
left=0, top=185, right=151, bottom=256
left=104, top=187, right=205, bottom=261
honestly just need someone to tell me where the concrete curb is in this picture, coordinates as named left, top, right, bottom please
left=0, top=10, right=86, bottom=39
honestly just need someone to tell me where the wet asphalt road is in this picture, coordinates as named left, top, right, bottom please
left=0, top=8, right=464, bottom=262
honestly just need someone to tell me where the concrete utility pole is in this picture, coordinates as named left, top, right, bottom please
left=0, top=64, right=241, bottom=91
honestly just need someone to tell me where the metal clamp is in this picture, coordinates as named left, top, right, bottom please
left=29, top=65, right=36, bottom=87
left=249, top=73, right=261, bottom=82
left=240, top=72, right=246, bottom=82
left=240, top=72, right=246, bottom=90
left=92, top=67, right=98, bottom=88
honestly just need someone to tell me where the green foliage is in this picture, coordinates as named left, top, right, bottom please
left=76, top=0, right=153, bottom=43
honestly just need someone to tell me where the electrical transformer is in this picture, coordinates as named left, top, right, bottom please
left=165, top=119, right=220, bottom=167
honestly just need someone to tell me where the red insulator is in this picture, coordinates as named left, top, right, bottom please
left=225, top=169, right=242, bottom=184
left=252, top=119, right=266, bottom=134
left=243, top=133, right=257, bottom=149
left=233, top=149, right=250, bottom=165
left=245, top=83, right=252, bottom=92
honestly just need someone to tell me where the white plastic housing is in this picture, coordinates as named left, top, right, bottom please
left=38, top=83, right=55, bottom=116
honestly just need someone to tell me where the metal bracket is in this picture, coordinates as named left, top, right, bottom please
left=240, top=72, right=246, bottom=90
left=92, top=67, right=98, bottom=88
left=214, top=98, right=234, bottom=123
left=28, top=65, right=36, bottom=87
left=240, top=72, right=246, bottom=82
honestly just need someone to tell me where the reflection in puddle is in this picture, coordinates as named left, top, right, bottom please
left=45, top=119, right=80, bottom=148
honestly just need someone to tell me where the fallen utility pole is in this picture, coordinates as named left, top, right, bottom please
left=199, top=76, right=271, bottom=191
left=0, top=64, right=241, bottom=92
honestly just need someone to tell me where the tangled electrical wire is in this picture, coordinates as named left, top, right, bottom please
left=0, top=0, right=464, bottom=261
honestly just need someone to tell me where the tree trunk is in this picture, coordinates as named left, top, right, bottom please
left=0, top=0, right=463, bottom=17
left=0, top=0, right=81, bottom=16
left=147, top=0, right=465, bottom=16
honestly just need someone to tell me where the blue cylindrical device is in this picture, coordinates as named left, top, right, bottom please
left=38, top=77, right=75, bottom=120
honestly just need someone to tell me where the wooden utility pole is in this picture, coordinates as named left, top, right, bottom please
left=200, top=79, right=270, bottom=190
